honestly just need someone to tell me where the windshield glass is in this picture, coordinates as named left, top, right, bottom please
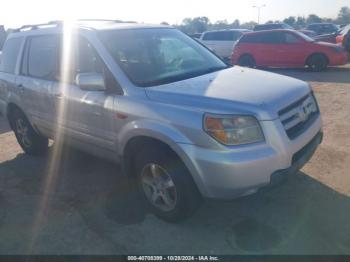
left=295, top=31, right=315, bottom=42
left=99, top=28, right=227, bottom=87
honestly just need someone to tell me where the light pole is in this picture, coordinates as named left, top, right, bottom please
left=253, top=4, right=266, bottom=24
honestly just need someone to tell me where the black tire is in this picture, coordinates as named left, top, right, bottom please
left=134, top=146, right=202, bottom=223
left=10, top=109, right=48, bottom=155
left=307, top=54, right=328, bottom=72
left=238, top=54, right=256, bottom=68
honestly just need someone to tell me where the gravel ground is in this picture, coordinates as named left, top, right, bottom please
left=0, top=65, right=349, bottom=255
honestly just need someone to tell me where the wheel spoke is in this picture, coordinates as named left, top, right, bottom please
left=141, top=163, right=177, bottom=212
left=160, top=191, right=174, bottom=208
left=151, top=192, right=160, bottom=204
left=162, top=178, right=175, bottom=189
left=142, top=176, right=154, bottom=188
left=150, top=164, right=159, bottom=178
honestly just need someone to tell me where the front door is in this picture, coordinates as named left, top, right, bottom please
left=49, top=35, right=117, bottom=152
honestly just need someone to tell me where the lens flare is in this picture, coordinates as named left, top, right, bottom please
left=28, top=19, right=75, bottom=253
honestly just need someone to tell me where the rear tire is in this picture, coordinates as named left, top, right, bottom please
left=307, top=54, right=328, bottom=72
left=10, top=109, right=48, bottom=155
left=134, top=146, right=202, bottom=223
left=238, top=54, right=256, bottom=68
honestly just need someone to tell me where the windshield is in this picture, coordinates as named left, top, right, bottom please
left=295, top=31, right=315, bottom=42
left=99, top=28, right=227, bottom=87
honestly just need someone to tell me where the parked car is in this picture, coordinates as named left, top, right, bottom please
left=305, top=24, right=350, bottom=47
left=189, top=33, right=202, bottom=39
left=305, top=23, right=339, bottom=36
left=253, top=23, right=293, bottom=31
left=200, top=29, right=251, bottom=61
left=0, top=21, right=323, bottom=222
left=336, top=24, right=350, bottom=46
left=299, top=29, right=317, bottom=38
left=232, top=29, right=348, bottom=71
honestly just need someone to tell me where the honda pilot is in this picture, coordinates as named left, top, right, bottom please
left=0, top=21, right=323, bottom=222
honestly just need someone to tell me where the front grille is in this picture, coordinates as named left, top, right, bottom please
left=279, top=94, right=319, bottom=140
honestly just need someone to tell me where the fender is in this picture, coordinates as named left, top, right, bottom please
left=117, top=119, right=193, bottom=157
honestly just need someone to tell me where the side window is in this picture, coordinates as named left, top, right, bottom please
left=71, top=37, right=121, bottom=94
left=74, top=37, right=104, bottom=75
left=285, top=33, right=299, bottom=44
left=261, top=32, right=284, bottom=44
left=57, top=36, right=105, bottom=84
left=202, top=32, right=218, bottom=41
left=26, top=35, right=59, bottom=80
left=0, top=37, right=23, bottom=74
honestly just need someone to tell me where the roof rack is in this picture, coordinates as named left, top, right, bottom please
left=12, top=19, right=137, bottom=33
left=13, top=21, right=62, bottom=32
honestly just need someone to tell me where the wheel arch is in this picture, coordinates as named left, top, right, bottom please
left=305, top=52, right=329, bottom=66
left=6, top=102, right=27, bottom=130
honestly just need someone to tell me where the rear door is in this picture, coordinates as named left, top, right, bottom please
left=16, top=35, right=58, bottom=136
left=0, top=37, right=24, bottom=116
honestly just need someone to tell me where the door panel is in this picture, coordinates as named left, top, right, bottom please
left=49, top=82, right=116, bottom=151
left=16, top=76, right=53, bottom=135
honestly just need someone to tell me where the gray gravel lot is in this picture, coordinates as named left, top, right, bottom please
left=0, top=65, right=350, bottom=255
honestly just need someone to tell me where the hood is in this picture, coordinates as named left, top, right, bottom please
left=145, top=67, right=311, bottom=120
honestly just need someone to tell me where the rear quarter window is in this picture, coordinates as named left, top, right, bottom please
left=0, top=37, right=23, bottom=74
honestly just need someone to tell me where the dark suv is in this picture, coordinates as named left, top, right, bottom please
left=306, top=23, right=339, bottom=36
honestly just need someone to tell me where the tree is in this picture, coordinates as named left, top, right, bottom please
left=160, top=22, right=169, bottom=25
left=337, top=6, right=350, bottom=24
left=232, top=19, right=240, bottom=28
left=181, top=16, right=210, bottom=34
left=295, top=16, right=306, bottom=29
left=306, top=14, right=323, bottom=24
left=211, top=20, right=231, bottom=30
left=283, top=16, right=296, bottom=27
left=240, top=21, right=258, bottom=30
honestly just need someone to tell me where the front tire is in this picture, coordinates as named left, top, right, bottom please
left=10, top=109, right=48, bottom=155
left=134, top=146, right=202, bottom=222
left=238, top=54, right=256, bottom=68
left=307, top=54, right=328, bottom=72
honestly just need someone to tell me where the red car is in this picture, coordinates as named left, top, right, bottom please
left=232, top=29, right=348, bottom=71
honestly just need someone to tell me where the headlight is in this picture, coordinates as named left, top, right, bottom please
left=203, top=114, right=264, bottom=146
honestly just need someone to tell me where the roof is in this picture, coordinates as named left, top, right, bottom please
left=202, top=29, right=251, bottom=33
left=10, top=20, right=172, bottom=36
left=244, top=29, right=297, bottom=35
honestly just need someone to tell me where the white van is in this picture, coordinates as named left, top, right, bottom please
left=200, top=29, right=251, bottom=61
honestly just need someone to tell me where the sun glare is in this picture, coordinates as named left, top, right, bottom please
left=28, top=19, right=75, bottom=253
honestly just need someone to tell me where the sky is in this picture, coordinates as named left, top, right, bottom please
left=0, top=0, right=349, bottom=29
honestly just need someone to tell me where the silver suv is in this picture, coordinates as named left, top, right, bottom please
left=0, top=21, right=322, bottom=222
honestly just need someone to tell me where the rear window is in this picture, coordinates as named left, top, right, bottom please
left=202, top=31, right=242, bottom=41
left=0, top=37, right=23, bottom=74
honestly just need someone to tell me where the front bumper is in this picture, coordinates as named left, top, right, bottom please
left=329, top=52, right=349, bottom=65
left=177, top=115, right=322, bottom=199
left=268, top=131, right=322, bottom=186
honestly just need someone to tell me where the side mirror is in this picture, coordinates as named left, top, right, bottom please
left=76, top=72, right=106, bottom=91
